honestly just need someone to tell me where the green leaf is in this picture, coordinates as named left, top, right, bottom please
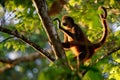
left=83, top=70, right=103, bottom=80
left=4, top=42, right=11, bottom=49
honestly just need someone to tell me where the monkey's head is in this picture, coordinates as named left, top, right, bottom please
left=62, top=16, right=74, bottom=27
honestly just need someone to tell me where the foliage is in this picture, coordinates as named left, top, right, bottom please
left=0, top=0, right=120, bottom=80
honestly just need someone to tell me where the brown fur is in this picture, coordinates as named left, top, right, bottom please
left=54, top=6, right=108, bottom=62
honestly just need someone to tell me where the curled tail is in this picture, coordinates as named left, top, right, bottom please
left=93, top=6, right=108, bottom=49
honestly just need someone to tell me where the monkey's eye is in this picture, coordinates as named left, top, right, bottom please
left=62, top=23, right=67, bottom=26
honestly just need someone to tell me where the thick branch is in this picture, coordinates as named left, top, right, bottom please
left=32, top=0, right=66, bottom=60
left=0, top=26, right=55, bottom=62
left=0, top=52, right=42, bottom=73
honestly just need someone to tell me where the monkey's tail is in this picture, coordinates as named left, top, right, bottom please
left=93, top=6, right=109, bottom=49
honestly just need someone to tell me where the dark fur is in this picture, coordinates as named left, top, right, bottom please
left=54, top=6, right=108, bottom=62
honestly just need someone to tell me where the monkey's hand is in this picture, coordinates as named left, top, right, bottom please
left=53, top=18, right=62, bottom=29
left=54, top=17, right=75, bottom=38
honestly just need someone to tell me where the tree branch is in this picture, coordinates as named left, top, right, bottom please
left=0, top=26, right=55, bottom=62
left=0, top=37, right=14, bottom=43
left=0, top=52, right=42, bottom=73
left=32, top=0, right=67, bottom=60
left=95, top=46, right=120, bottom=63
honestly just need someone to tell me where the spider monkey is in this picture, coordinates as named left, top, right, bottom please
left=48, top=0, right=67, bottom=16
left=54, top=6, right=108, bottom=62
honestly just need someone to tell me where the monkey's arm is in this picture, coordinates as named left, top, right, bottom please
left=62, top=42, right=70, bottom=48
left=62, top=33, right=71, bottom=48
left=64, top=34, right=68, bottom=42
left=54, top=18, right=75, bottom=38
left=60, top=27, right=76, bottom=39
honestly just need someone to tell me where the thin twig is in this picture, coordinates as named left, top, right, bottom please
left=0, top=37, right=14, bottom=43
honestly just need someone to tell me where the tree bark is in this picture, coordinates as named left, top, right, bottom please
left=32, top=0, right=67, bottom=60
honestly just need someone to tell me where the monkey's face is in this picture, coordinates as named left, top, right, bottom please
left=62, top=16, right=74, bottom=28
